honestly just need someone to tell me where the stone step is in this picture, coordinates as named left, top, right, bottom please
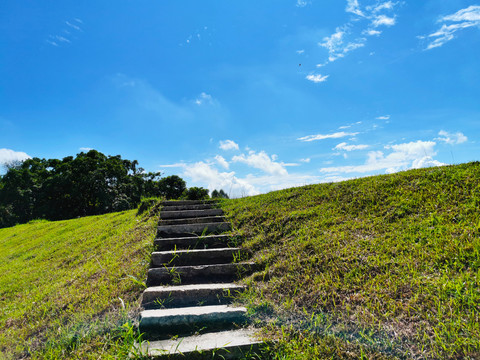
left=142, top=283, right=245, bottom=309
left=159, top=216, right=226, bottom=226
left=162, top=200, right=218, bottom=206
left=160, top=208, right=224, bottom=219
left=136, top=328, right=262, bottom=359
left=161, top=203, right=218, bottom=212
left=157, top=222, right=231, bottom=238
left=154, top=235, right=237, bottom=251
left=146, top=262, right=255, bottom=286
left=139, top=305, right=248, bottom=339
left=151, top=248, right=242, bottom=267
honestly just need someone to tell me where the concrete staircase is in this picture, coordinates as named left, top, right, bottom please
left=137, top=200, right=262, bottom=359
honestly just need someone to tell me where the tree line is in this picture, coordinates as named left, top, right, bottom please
left=0, top=150, right=227, bottom=228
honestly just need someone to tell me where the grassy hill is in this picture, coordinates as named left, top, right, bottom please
left=0, top=201, right=160, bottom=359
left=1, top=163, right=479, bottom=359
left=221, top=162, right=480, bottom=359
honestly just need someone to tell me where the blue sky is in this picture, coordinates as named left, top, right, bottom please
left=1, top=1, right=479, bottom=197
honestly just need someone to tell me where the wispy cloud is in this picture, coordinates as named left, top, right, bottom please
left=334, top=142, right=369, bottom=151
left=346, top=0, right=365, bottom=17
left=159, top=163, right=187, bottom=168
left=298, top=131, right=359, bottom=142
left=181, top=26, right=211, bottom=46
left=306, top=74, right=329, bottom=83
left=79, top=147, right=93, bottom=152
left=306, top=0, right=400, bottom=81
left=376, top=115, right=390, bottom=120
left=319, top=27, right=366, bottom=62
left=296, top=0, right=310, bottom=8
left=436, top=130, right=468, bottom=145
left=0, top=148, right=31, bottom=166
left=371, top=14, right=396, bottom=27
left=321, top=140, right=445, bottom=174
left=219, top=140, right=239, bottom=151
left=194, top=92, right=214, bottom=106
left=47, top=18, right=83, bottom=47
left=421, top=5, right=480, bottom=50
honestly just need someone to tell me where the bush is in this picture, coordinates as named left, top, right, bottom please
left=182, top=187, right=210, bottom=200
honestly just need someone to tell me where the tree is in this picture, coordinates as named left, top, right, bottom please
left=0, top=150, right=185, bottom=228
left=182, top=187, right=210, bottom=200
left=158, top=175, right=186, bottom=199
left=211, top=189, right=229, bottom=199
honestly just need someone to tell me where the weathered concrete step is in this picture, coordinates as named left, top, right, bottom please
left=151, top=248, right=242, bottom=267
left=139, top=305, right=247, bottom=338
left=161, top=203, right=217, bottom=211
left=160, top=208, right=224, bottom=219
left=154, top=235, right=237, bottom=251
left=136, top=328, right=262, bottom=359
left=159, top=216, right=226, bottom=226
left=162, top=200, right=217, bottom=206
left=146, top=262, right=255, bottom=286
left=157, top=222, right=231, bottom=238
left=142, top=283, right=245, bottom=309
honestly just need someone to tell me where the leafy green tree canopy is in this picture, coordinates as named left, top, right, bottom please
left=0, top=150, right=181, bottom=228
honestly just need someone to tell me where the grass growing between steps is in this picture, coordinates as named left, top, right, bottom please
left=0, top=200, right=161, bottom=359
left=221, top=162, right=480, bottom=359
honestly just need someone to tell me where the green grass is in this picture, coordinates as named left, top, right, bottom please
left=0, top=201, right=160, bottom=359
left=221, top=162, right=480, bottom=359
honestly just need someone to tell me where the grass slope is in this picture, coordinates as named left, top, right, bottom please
left=0, top=202, right=159, bottom=359
left=222, top=162, right=480, bottom=359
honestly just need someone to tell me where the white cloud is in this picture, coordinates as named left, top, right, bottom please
left=159, top=163, right=187, bottom=169
left=371, top=15, right=396, bottom=27
left=298, top=131, right=359, bottom=142
left=183, top=161, right=259, bottom=197
left=334, top=142, right=369, bottom=151
left=296, top=0, right=310, bottom=8
left=411, top=156, right=445, bottom=169
left=300, top=158, right=311, bottom=163
left=232, top=150, right=288, bottom=176
left=215, top=155, right=230, bottom=169
left=47, top=18, right=83, bottom=47
left=306, top=74, right=329, bottom=83
left=363, top=29, right=382, bottom=36
left=436, top=130, right=468, bottom=145
left=443, top=5, right=480, bottom=22
left=346, top=0, right=365, bottom=17
left=296, top=49, right=305, bottom=54
left=319, top=28, right=366, bottom=63
left=422, top=5, right=480, bottom=50
left=219, top=140, right=239, bottom=151
left=0, top=148, right=31, bottom=165
left=320, top=140, right=444, bottom=174
left=65, top=21, right=82, bottom=31
left=194, top=92, right=213, bottom=106
left=368, top=1, right=396, bottom=13
left=310, top=0, right=400, bottom=74
left=376, top=115, right=390, bottom=120
left=79, top=147, right=93, bottom=152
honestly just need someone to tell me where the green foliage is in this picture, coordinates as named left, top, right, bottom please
left=182, top=186, right=210, bottom=200
left=0, top=204, right=159, bottom=359
left=157, top=175, right=187, bottom=199
left=0, top=150, right=182, bottom=228
left=211, top=189, right=229, bottom=199
left=221, top=162, right=480, bottom=359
